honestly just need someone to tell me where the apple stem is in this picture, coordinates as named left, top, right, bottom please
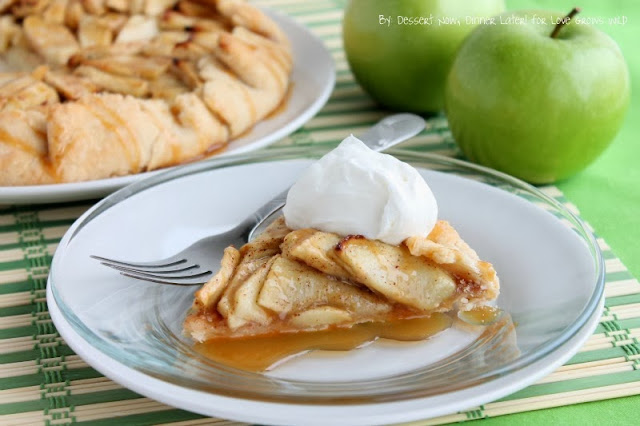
left=550, top=7, right=581, bottom=38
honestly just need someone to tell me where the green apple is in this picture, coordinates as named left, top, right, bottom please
left=445, top=9, right=630, bottom=183
left=343, top=0, right=505, bottom=113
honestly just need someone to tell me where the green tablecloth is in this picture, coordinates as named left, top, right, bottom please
left=0, top=0, right=638, bottom=425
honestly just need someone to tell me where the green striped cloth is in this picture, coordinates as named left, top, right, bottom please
left=1, top=0, right=639, bottom=424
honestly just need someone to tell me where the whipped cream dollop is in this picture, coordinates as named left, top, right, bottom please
left=283, top=135, right=438, bottom=245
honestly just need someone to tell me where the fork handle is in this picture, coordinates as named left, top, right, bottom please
left=244, top=113, right=426, bottom=240
left=359, top=113, right=426, bottom=151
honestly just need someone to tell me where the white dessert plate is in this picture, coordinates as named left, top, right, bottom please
left=0, top=9, right=335, bottom=205
left=47, top=146, right=604, bottom=425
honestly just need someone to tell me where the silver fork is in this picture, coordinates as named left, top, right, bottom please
left=91, top=113, right=426, bottom=285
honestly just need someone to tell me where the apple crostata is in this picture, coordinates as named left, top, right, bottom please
left=183, top=217, right=500, bottom=342
left=0, top=0, right=292, bottom=185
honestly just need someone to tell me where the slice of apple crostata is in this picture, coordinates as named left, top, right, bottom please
left=184, top=217, right=500, bottom=342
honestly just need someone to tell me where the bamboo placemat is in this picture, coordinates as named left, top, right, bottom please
left=1, top=0, right=640, bottom=424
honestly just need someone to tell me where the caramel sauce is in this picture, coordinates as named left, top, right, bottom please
left=458, top=306, right=503, bottom=326
left=263, top=48, right=291, bottom=75
left=261, top=57, right=287, bottom=91
left=0, top=128, right=41, bottom=156
left=177, top=141, right=227, bottom=165
left=230, top=125, right=252, bottom=141
left=238, top=84, right=257, bottom=123
left=83, top=99, right=140, bottom=172
left=265, top=83, right=293, bottom=120
left=169, top=143, right=184, bottom=168
left=191, top=83, right=292, bottom=146
left=0, top=126, right=62, bottom=182
left=194, top=313, right=453, bottom=372
left=40, top=156, right=61, bottom=183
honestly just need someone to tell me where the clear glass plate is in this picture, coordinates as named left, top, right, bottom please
left=49, top=146, right=604, bottom=407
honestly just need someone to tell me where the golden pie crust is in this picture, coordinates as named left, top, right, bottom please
left=0, top=0, right=292, bottom=185
left=184, top=217, right=500, bottom=342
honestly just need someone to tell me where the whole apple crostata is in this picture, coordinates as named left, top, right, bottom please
left=0, top=0, right=291, bottom=185
left=183, top=217, right=500, bottom=342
